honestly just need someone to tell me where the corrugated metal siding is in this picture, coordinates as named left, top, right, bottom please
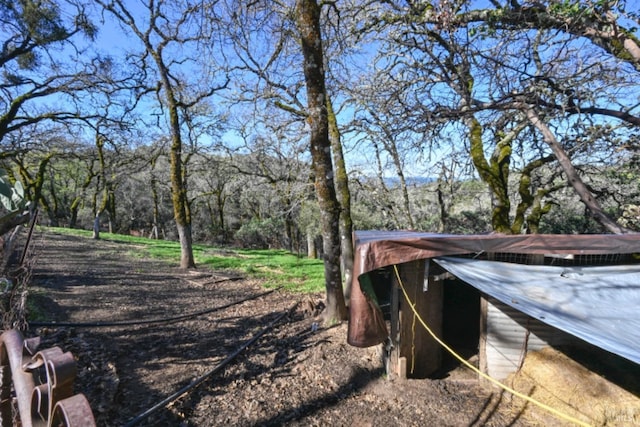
left=485, top=296, right=578, bottom=380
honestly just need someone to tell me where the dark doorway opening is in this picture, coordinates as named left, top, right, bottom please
left=439, top=278, right=481, bottom=376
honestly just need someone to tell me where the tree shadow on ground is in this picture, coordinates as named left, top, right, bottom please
left=107, top=301, right=292, bottom=426
left=167, top=318, right=383, bottom=427
left=252, top=366, right=379, bottom=426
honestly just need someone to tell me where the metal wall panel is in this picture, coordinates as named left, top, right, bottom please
left=485, top=297, right=578, bottom=380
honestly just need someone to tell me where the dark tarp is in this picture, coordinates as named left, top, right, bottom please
left=347, top=231, right=640, bottom=349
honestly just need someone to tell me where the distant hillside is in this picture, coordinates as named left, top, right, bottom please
left=383, top=176, right=436, bottom=186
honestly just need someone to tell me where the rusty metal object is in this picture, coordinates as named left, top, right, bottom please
left=0, top=329, right=95, bottom=427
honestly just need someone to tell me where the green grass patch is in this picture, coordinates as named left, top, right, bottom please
left=25, top=290, right=51, bottom=322
left=200, top=248, right=326, bottom=292
left=41, top=226, right=325, bottom=293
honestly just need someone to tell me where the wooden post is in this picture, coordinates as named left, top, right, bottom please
left=390, top=260, right=443, bottom=378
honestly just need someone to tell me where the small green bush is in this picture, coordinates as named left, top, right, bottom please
left=234, top=218, right=285, bottom=249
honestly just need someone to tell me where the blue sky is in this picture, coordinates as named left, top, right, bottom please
left=48, top=1, right=640, bottom=182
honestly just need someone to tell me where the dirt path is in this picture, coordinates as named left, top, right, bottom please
left=27, top=229, right=540, bottom=426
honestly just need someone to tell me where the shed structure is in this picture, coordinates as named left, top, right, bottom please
left=347, top=231, right=640, bottom=381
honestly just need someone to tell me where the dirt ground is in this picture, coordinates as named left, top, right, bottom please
left=25, top=229, right=550, bottom=426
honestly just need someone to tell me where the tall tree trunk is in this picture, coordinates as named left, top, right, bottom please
left=69, top=200, right=79, bottom=228
left=436, top=171, right=449, bottom=233
left=512, top=154, right=557, bottom=234
left=105, top=181, right=115, bottom=234
left=28, top=154, right=53, bottom=221
left=170, top=139, right=196, bottom=268
left=296, top=0, right=347, bottom=323
left=94, top=134, right=115, bottom=239
left=467, top=116, right=513, bottom=233
left=525, top=108, right=630, bottom=234
left=307, top=229, right=317, bottom=258
left=150, top=156, right=160, bottom=239
left=91, top=174, right=100, bottom=239
left=70, top=163, right=95, bottom=229
left=92, top=214, right=100, bottom=240
left=216, top=191, right=225, bottom=234
left=101, top=0, right=199, bottom=268
left=327, top=96, right=354, bottom=305
left=162, top=67, right=196, bottom=268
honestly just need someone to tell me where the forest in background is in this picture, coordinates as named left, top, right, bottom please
left=2, top=0, right=640, bottom=321
left=8, top=146, right=640, bottom=252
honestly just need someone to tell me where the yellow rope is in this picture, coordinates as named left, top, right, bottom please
left=393, top=265, right=591, bottom=427
left=411, top=292, right=417, bottom=375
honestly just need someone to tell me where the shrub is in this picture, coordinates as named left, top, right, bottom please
left=234, top=217, right=285, bottom=249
